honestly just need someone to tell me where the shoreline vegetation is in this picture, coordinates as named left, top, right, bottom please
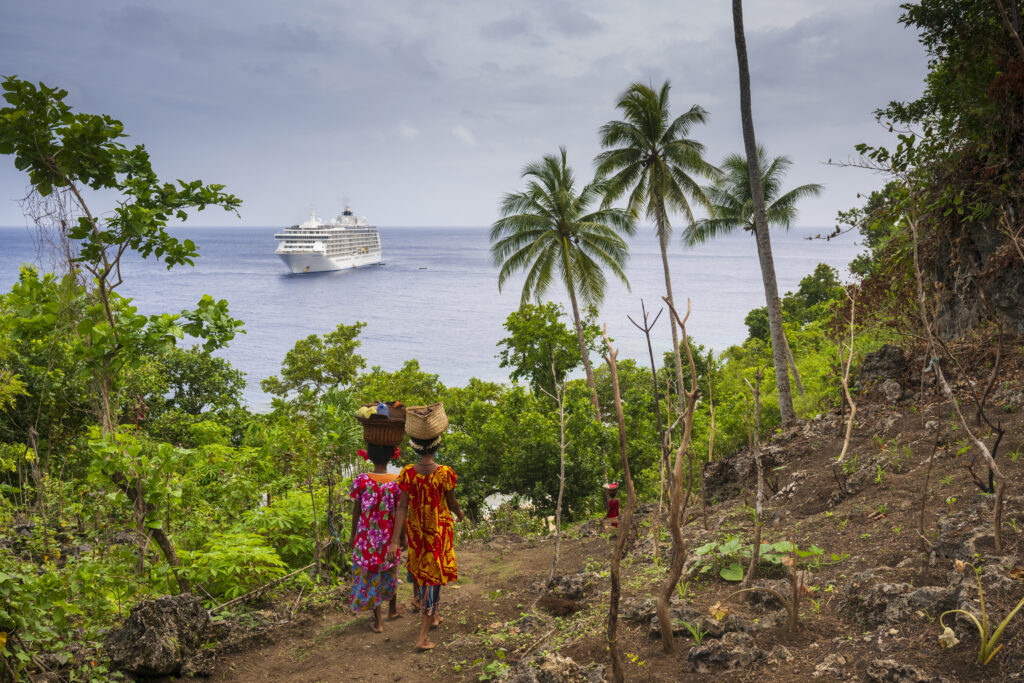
left=2, top=0, right=1024, bottom=680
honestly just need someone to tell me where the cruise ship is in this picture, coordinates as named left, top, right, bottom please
left=274, top=207, right=383, bottom=273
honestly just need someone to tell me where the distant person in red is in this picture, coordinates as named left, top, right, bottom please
left=603, top=482, right=620, bottom=529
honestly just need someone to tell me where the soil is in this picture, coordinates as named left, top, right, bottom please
left=211, top=351, right=1024, bottom=682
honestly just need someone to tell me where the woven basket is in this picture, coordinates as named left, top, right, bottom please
left=356, top=402, right=406, bottom=446
left=405, top=402, right=449, bottom=439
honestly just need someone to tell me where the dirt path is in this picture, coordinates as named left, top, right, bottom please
left=213, top=540, right=573, bottom=682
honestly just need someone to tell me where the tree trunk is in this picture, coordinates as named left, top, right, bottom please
left=602, top=333, right=636, bottom=683
left=654, top=201, right=687, bottom=421
left=112, top=472, right=190, bottom=594
left=564, top=243, right=602, bottom=419
left=741, top=372, right=764, bottom=594
left=549, top=367, right=568, bottom=584
left=655, top=298, right=699, bottom=654
left=783, top=332, right=804, bottom=396
left=732, top=0, right=795, bottom=423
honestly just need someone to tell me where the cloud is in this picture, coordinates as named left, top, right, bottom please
left=452, top=124, right=477, bottom=147
left=397, top=123, right=420, bottom=140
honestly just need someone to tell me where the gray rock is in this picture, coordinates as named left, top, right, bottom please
left=686, top=631, right=763, bottom=674
left=103, top=593, right=211, bottom=677
left=546, top=572, right=600, bottom=600
left=865, top=658, right=949, bottom=682
left=880, top=379, right=903, bottom=403
left=813, top=652, right=848, bottom=678
left=857, top=345, right=909, bottom=388
left=840, top=571, right=960, bottom=626
left=504, top=653, right=605, bottom=683
left=703, top=447, right=779, bottom=504
left=839, top=571, right=914, bottom=625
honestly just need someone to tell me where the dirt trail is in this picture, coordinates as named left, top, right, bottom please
left=213, top=541, right=572, bottom=682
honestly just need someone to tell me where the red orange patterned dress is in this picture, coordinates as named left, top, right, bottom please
left=396, top=464, right=458, bottom=586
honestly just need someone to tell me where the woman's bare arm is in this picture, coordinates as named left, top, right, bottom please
left=445, top=489, right=464, bottom=522
left=350, top=499, right=361, bottom=550
left=388, top=491, right=410, bottom=560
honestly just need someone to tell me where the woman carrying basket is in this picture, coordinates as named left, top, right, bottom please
left=387, top=402, right=464, bottom=651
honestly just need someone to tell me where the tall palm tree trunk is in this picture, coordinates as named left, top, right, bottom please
left=563, top=240, right=602, bottom=419
left=655, top=199, right=688, bottom=419
left=731, top=0, right=795, bottom=423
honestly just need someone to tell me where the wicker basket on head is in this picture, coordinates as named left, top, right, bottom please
left=405, top=402, right=449, bottom=440
left=356, top=401, right=406, bottom=446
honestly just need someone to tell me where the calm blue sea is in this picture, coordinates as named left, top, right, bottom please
left=0, top=225, right=861, bottom=407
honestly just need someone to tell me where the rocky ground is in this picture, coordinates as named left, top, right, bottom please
left=97, top=344, right=1024, bottom=682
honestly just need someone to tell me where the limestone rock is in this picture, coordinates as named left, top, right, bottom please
left=505, top=653, right=605, bottom=683
left=686, top=631, right=763, bottom=674
left=103, top=593, right=211, bottom=677
left=865, top=658, right=949, bottom=682
left=857, top=345, right=908, bottom=389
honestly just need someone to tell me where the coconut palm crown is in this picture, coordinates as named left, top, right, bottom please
left=594, top=81, right=719, bottom=240
left=685, top=145, right=823, bottom=245
left=491, top=147, right=637, bottom=308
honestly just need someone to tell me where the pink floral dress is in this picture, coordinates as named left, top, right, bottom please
left=349, top=473, right=401, bottom=612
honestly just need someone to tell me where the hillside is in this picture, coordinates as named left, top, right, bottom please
left=201, top=345, right=1024, bottom=682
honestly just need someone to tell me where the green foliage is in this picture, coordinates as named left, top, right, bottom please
left=182, top=532, right=289, bottom=600
left=691, top=536, right=825, bottom=582
left=261, top=322, right=367, bottom=398
left=0, top=77, right=240, bottom=269
left=352, top=359, right=445, bottom=409
left=498, top=302, right=597, bottom=399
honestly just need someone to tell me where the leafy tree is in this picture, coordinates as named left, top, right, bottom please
left=262, top=322, right=367, bottom=399
left=744, top=307, right=771, bottom=343
left=0, top=77, right=244, bottom=434
left=596, top=81, right=717, bottom=417
left=744, top=264, right=842, bottom=341
left=0, top=77, right=244, bottom=592
left=497, top=302, right=598, bottom=400
left=150, top=346, right=246, bottom=416
left=491, top=147, right=636, bottom=416
left=352, top=359, right=445, bottom=408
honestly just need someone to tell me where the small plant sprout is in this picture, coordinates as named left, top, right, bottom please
left=892, top=525, right=903, bottom=535
left=939, top=562, right=1024, bottom=665
left=940, top=474, right=955, bottom=486
left=681, top=620, right=709, bottom=645
left=945, top=496, right=958, bottom=512
left=874, top=464, right=885, bottom=485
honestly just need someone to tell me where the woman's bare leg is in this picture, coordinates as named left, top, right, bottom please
left=371, top=606, right=384, bottom=633
left=416, top=612, right=435, bottom=650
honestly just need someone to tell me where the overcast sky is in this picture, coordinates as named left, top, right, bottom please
left=0, top=1, right=927, bottom=228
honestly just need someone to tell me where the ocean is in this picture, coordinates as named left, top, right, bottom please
left=0, top=224, right=861, bottom=407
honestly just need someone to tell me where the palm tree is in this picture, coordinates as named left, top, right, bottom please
left=491, top=147, right=637, bottom=416
left=686, top=147, right=822, bottom=244
left=595, top=81, right=718, bottom=414
left=731, top=0, right=797, bottom=423
left=686, top=147, right=823, bottom=396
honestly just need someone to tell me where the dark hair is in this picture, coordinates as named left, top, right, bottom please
left=409, top=435, right=441, bottom=455
left=607, top=487, right=619, bottom=498
left=365, top=443, right=394, bottom=466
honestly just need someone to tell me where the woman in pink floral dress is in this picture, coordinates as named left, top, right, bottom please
left=349, top=443, right=403, bottom=632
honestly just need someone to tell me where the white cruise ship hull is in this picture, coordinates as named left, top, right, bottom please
left=277, top=250, right=382, bottom=274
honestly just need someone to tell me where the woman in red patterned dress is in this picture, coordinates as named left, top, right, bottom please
left=349, top=443, right=404, bottom=632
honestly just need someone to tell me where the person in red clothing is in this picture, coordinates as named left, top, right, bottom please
left=603, top=482, right=620, bottom=529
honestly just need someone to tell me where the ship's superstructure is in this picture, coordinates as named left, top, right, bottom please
left=274, top=207, right=382, bottom=273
